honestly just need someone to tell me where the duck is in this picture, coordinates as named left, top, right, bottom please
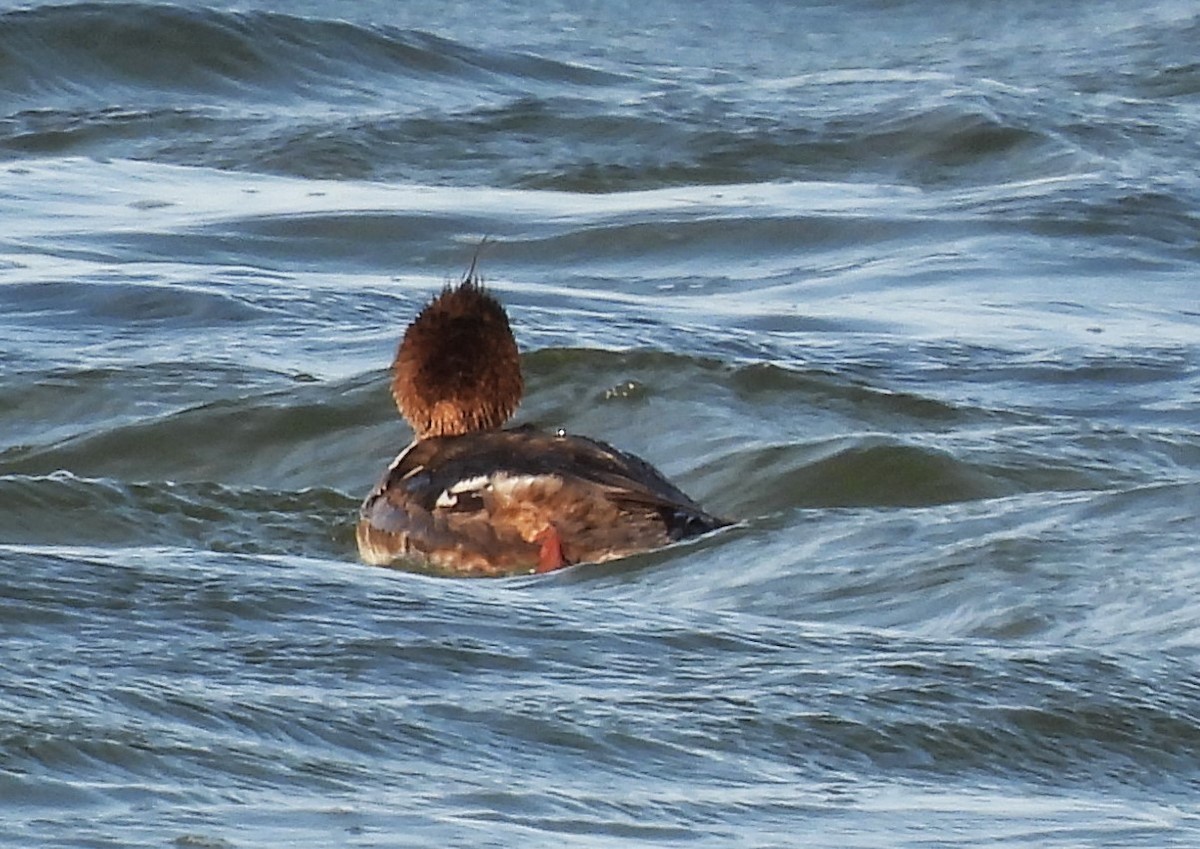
left=355, top=273, right=727, bottom=577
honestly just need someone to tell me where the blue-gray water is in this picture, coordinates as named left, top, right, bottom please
left=2, top=1, right=1199, bottom=846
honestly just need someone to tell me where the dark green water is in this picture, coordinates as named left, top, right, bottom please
left=1, top=1, right=1198, bottom=846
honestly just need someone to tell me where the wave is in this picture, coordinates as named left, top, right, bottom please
left=0, top=3, right=616, bottom=104
left=0, top=4, right=1085, bottom=189
left=6, top=529, right=1198, bottom=795
left=184, top=89, right=1076, bottom=189
left=1, top=346, right=1157, bottom=572
left=0, top=471, right=356, bottom=556
left=0, top=365, right=387, bottom=492
left=0, top=2, right=1193, bottom=213
left=0, top=351, right=994, bottom=480
left=512, top=98, right=1073, bottom=192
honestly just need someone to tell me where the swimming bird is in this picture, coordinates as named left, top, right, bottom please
left=355, top=274, right=726, bottom=576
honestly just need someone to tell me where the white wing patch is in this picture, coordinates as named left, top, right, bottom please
left=449, top=475, right=492, bottom=494
left=434, top=474, right=496, bottom=509
left=433, top=473, right=560, bottom=510
left=488, top=473, right=553, bottom=498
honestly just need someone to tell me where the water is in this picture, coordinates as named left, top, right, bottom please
left=1, top=0, right=1198, bottom=845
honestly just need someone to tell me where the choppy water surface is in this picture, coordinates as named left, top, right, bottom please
left=1, top=1, right=1199, bottom=846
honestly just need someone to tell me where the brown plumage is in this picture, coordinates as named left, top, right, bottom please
left=390, top=278, right=522, bottom=438
left=358, top=272, right=727, bottom=576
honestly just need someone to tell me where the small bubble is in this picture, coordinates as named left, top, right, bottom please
left=602, top=380, right=646, bottom=401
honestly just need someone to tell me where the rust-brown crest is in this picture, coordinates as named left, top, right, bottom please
left=390, top=275, right=524, bottom=438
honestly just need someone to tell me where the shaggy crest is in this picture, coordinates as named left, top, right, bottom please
left=390, top=275, right=523, bottom=438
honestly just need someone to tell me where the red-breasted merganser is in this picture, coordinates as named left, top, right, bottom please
left=356, top=275, right=726, bottom=576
